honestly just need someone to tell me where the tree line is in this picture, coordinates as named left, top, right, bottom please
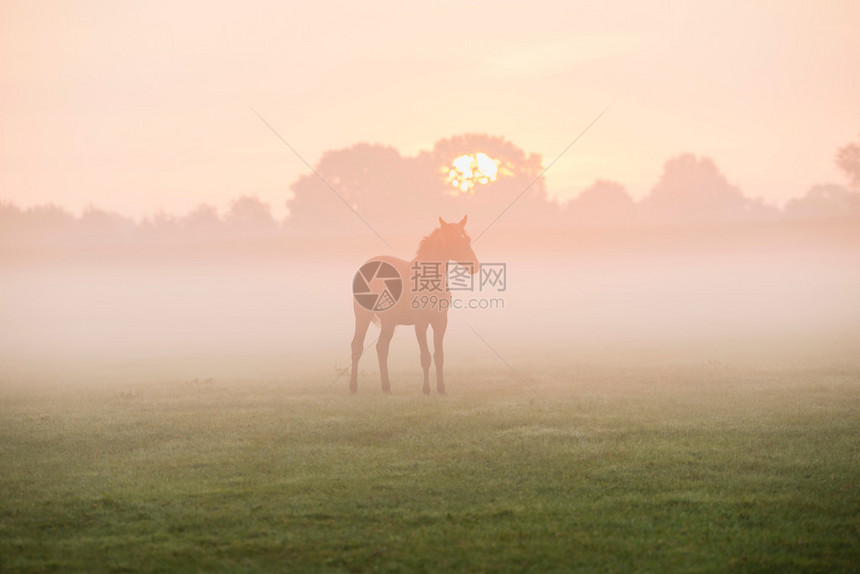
left=2, top=133, right=858, bottom=250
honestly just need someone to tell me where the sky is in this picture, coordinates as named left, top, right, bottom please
left=1, top=0, right=859, bottom=219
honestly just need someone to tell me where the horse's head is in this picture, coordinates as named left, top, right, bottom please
left=438, top=215, right=479, bottom=274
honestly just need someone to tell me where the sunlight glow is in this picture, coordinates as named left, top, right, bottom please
left=444, top=152, right=503, bottom=195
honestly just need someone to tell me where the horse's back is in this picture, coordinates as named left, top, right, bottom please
left=366, top=255, right=410, bottom=276
left=355, top=255, right=448, bottom=326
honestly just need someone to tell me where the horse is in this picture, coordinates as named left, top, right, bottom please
left=350, top=215, right=479, bottom=395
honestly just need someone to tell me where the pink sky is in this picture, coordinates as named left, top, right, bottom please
left=1, top=0, right=858, bottom=219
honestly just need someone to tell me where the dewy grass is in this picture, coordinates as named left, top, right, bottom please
left=1, top=362, right=858, bottom=572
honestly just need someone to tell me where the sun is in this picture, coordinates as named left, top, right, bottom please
left=443, top=152, right=503, bottom=195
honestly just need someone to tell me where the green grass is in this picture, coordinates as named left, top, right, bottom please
left=1, top=361, right=858, bottom=572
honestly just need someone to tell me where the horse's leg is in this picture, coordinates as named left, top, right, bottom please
left=349, top=310, right=372, bottom=393
left=432, top=312, right=448, bottom=395
left=415, top=321, right=431, bottom=395
left=376, top=322, right=395, bottom=393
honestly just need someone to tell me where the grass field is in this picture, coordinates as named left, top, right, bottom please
left=1, top=358, right=858, bottom=572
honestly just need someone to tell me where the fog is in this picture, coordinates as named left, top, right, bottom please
left=3, top=223, right=858, bottom=390
left=3, top=133, right=860, bottom=388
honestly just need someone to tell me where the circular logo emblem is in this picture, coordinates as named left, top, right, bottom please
left=352, top=261, right=403, bottom=311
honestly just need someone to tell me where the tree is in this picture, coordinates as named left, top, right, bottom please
left=76, top=206, right=137, bottom=245
left=416, top=134, right=557, bottom=234
left=225, top=196, right=279, bottom=236
left=182, top=204, right=223, bottom=238
left=564, top=180, right=635, bottom=224
left=835, top=133, right=860, bottom=188
left=285, top=135, right=557, bottom=238
left=643, top=154, right=754, bottom=222
left=784, top=184, right=860, bottom=219
left=0, top=201, right=25, bottom=242
left=286, top=143, right=413, bottom=236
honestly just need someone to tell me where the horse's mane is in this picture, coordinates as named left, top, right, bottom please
left=415, top=227, right=442, bottom=260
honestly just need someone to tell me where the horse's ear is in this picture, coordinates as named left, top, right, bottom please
left=458, top=215, right=467, bottom=227
left=439, top=216, right=448, bottom=226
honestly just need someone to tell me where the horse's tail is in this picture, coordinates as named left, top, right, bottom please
left=370, top=313, right=381, bottom=327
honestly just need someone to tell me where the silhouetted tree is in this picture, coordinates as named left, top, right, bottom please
left=0, top=201, right=26, bottom=242
left=286, top=143, right=412, bottom=237
left=182, top=204, right=223, bottom=239
left=0, top=202, right=83, bottom=249
left=286, top=134, right=557, bottom=238
left=140, top=210, right=181, bottom=243
left=643, top=154, right=759, bottom=222
left=77, top=206, right=137, bottom=244
left=836, top=133, right=860, bottom=188
left=0, top=201, right=22, bottom=217
left=784, top=184, right=860, bottom=219
left=27, top=204, right=76, bottom=232
left=416, top=134, right=558, bottom=234
left=225, top=195, right=279, bottom=236
left=564, top=180, right=635, bottom=224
